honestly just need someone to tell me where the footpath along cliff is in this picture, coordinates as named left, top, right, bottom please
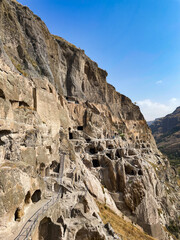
left=0, top=0, right=179, bottom=239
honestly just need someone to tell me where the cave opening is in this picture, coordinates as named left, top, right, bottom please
left=106, top=152, right=113, bottom=160
left=125, top=165, right=136, bottom=176
left=138, top=169, right=143, bottom=176
left=116, top=149, right=122, bottom=158
left=0, top=89, right=5, bottom=99
left=19, top=101, right=29, bottom=107
left=0, top=130, right=11, bottom=137
left=90, top=147, right=97, bottom=154
left=75, top=227, right=104, bottom=240
left=57, top=216, right=64, bottom=225
left=50, top=161, right=60, bottom=173
left=39, top=217, right=62, bottom=240
left=33, top=88, right=37, bottom=111
left=49, top=85, right=53, bottom=93
left=68, top=128, right=73, bottom=139
left=25, top=191, right=31, bottom=204
left=77, top=126, right=83, bottom=131
left=69, top=132, right=73, bottom=139
left=92, top=159, right=100, bottom=168
left=82, top=81, right=85, bottom=92
left=107, top=145, right=114, bottom=150
left=14, top=208, right=21, bottom=221
left=97, top=145, right=103, bottom=152
left=40, top=163, right=45, bottom=176
left=31, top=189, right=41, bottom=203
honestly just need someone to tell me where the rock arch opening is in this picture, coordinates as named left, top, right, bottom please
left=125, top=165, right=136, bottom=176
left=0, top=89, right=5, bottom=99
left=138, top=169, right=143, bottom=176
left=25, top=191, right=31, bottom=204
left=50, top=161, right=60, bottom=173
left=33, top=88, right=37, bottom=111
left=107, top=144, right=114, bottom=150
left=39, top=217, right=62, bottom=240
left=14, top=208, right=21, bottom=221
left=40, top=163, right=45, bottom=176
left=92, top=159, right=100, bottom=168
left=75, top=227, right=104, bottom=240
left=31, top=189, right=41, bottom=203
left=77, top=126, right=83, bottom=131
left=106, top=152, right=112, bottom=160
left=89, top=147, right=97, bottom=154
left=97, top=145, right=104, bottom=152
left=116, top=149, right=122, bottom=158
left=68, top=128, right=73, bottom=139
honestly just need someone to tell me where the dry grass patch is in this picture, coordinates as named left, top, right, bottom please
left=97, top=202, right=156, bottom=240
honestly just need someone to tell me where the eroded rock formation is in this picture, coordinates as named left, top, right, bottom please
left=0, top=0, right=179, bottom=240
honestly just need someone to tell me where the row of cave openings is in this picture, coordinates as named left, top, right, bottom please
left=14, top=189, right=41, bottom=221
left=87, top=143, right=144, bottom=176
left=15, top=160, right=69, bottom=222
left=38, top=217, right=104, bottom=240
left=91, top=157, right=143, bottom=176
left=68, top=126, right=120, bottom=142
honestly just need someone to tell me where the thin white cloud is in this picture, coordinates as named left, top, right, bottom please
left=155, top=80, right=163, bottom=84
left=169, top=97, right=177, bottom=103
left=137, top=98, right=180, bottom=121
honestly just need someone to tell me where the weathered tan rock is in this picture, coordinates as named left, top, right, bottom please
left=0, top=1, right=179, bottom=240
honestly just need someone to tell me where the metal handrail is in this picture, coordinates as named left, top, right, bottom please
left=14, top=153, right=66, bottom=240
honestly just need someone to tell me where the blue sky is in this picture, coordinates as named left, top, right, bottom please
left=18, top=0, right=180, bottom=120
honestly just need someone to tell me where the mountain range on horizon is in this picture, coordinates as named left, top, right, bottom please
left=150, top=106, right=180, bottom=174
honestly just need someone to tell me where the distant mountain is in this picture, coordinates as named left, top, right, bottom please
left=150, top=107, right=180, bottom=172
left=147, top=121, right=154, bottom=126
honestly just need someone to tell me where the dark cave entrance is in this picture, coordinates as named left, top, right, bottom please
left=50, top=161, right=60, bottom=173
left=90, top=147, right=97, bottom=154
left=125, top=165, right=136, bottom=176
left=39, top=217, right=62, bottom=240
left=138, top=169, right=143, bottom=176
left=25, top=191, right=31, bottom=204
left=69, top=132, right=73, bottom=139
left=106, top=153, right=112, bottom=160
left=14, top=208, right=21, bottom=221
left=92, top=159, right=100, bottom=168
left=40, top=163, right=45, bottom=177
left=0, top=89, right=5, bottom=99
left=68, top=128, right=73, bottom=139
left=31, top=189, right=41, bottom=203
left=77, top=126, right=83, bottom=131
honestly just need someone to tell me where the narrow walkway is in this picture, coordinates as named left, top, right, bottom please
left=12, top=154, right=66, bottom=240
left=14, top=195, right=59, bottom=240
left=4, top=199, right=48, bottom=240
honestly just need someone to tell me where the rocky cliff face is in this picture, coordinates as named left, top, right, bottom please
left=0, top=0, right=180, bottom=240
left=150, top=107, right=180, bottom=165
